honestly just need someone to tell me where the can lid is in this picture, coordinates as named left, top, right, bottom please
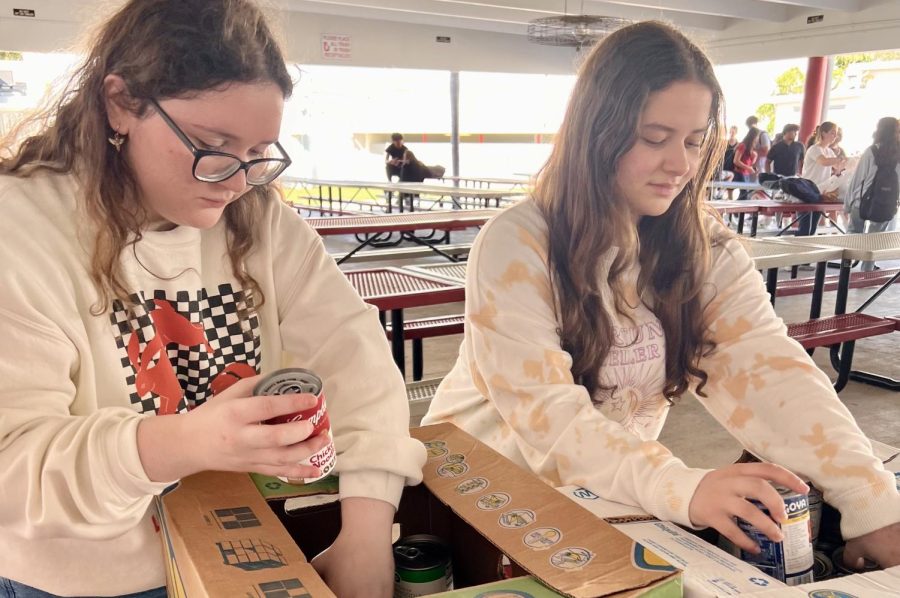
left=393, top=534, right=450, bottom=570
left=254, top=368, right=322, bottom=396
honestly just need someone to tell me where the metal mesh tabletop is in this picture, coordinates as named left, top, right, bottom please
left=345, top=267, right=464, bottom=310
left=406, top=378, right=443, bottom=402
left=405, top=263, right=468, bottom=283
left=777, top=232, right=900, bottom=261
left=309, top=209, right=499, bottom=236
left=739, top=239, right=844, bottom=269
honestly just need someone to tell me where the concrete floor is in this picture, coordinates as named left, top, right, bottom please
left=328, top=227, right=900, bottom=468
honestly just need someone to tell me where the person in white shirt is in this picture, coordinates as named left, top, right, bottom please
left=424, top=21, right=899, bottom=571
left=798, top=121, right=847, bottom=235
left=0, top=2, right=424, bottom=597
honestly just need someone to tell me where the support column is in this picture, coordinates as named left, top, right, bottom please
left=450, top=71, right=460, bottom=185
left=799, top=56, right=828, bottom=145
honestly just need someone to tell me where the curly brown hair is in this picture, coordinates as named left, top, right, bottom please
left=0, top=0, right=292, bottom=314
left=534, top=21, right=727, bottom=401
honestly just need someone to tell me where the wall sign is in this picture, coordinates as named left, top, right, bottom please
left=321, top=34, right=351, bottom=60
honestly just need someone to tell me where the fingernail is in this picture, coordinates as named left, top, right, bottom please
left=855, top=557, right=865, bottom=569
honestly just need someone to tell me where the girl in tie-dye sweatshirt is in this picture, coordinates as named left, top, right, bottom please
left=423, top=22, right=900, bottom=569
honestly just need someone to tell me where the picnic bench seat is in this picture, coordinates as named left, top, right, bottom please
left=775, top=268, right=899, bottom=297
left=787, top=313, right=897, bottom=391
left=387, top=315, right=465, bottom=381
left=407, top=378, right=443, bottom=427
left=333, top=243, right=471, bottom=264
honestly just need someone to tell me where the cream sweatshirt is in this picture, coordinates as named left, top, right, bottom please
left=0, top=172, right=425, bottom=596
left=423, top=199, right=899, bottom=539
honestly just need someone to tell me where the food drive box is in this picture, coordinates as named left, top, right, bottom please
left=557, top=486, right=786, bottom=597
left=156, top=423, right=682, bottom=597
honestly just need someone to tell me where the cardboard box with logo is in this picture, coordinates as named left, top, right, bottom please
left=156, top=423, right=683, bottom=597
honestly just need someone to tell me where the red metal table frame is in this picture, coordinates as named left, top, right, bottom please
left=778, top=233, right=900, bottom=390
left=706, top=201, right=761, bottom=235
left=344, top=267, right=465, bottom=376
left=309, top=210, right=498, bottom=264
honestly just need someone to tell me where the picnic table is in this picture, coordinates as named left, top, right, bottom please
left=707, top=199, right=846, bottom=237
left=283, top=176, right=523, bottom=213
left=440, top=175, right=531, bottom=189
left=344, top=267, right=465, bottom=376
left=775, top=232, right=900, bottom=390
left=739, top=239, right=844, bottom=316
left=308, top=209, right=498, bottom=264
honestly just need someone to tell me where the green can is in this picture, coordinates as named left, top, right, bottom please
left=393, top=534, right=453, bottom=598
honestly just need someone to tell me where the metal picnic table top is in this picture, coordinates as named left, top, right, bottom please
left=308, top=209, right=499, bottom=237
left=739, top=238, right=844, bottom=270
left=344, top=267, right=465, bottom=312
left=404, top=263, right=469, bottom=284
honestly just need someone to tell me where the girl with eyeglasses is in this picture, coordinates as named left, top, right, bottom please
left=423, top=21, right=899, bottom=572
left=0, top=1, right=424, bottom=597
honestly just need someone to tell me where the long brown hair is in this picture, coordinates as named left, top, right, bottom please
left=535, top=21, right=726, bottom=401
left=0, top=0, right=292, bottom=313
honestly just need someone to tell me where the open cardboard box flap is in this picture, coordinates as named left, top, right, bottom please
left=410, top=423, right=680, bottom=597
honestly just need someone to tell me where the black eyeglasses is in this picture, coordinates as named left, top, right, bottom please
left=150, top=98, right=291, bottom=186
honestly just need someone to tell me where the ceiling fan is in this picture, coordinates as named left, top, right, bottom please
left=527, top=1, right=630, bottom=48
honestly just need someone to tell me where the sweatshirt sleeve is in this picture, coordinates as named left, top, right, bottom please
left=270, top=202, right=425, bottom=508
left=695, top=235, right=900, bottom=539
left=0, top=279, right=173, bottom=541
left=455, top=206, right=711, bottom=526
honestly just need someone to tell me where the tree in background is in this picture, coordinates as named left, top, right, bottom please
left=756, top=103, right=776, bottom=135
left=0, top=52, right=23, bottom=60
left=755, top=51, right=900, bottom=135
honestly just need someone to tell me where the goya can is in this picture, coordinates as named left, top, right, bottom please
left=393, top=534, right=453, bottom=598
left=726, top=485, right=814, bottom=585
left=806, top=482, right=823, bottom=545
left=253, top=368, right=336, bottom=484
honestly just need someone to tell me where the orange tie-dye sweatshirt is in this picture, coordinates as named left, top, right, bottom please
left=423, top=199, right=899, bottom=539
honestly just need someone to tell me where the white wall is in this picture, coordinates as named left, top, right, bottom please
left=705, top=1, right=900, bottom=64
left=278, top=11, right=578, bottom=74
left=4, top=0, right=899, bottom=71
left=0, top=0, right=578, bottom=74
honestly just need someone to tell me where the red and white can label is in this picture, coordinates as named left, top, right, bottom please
left=255, top=368, right=336, bottom=484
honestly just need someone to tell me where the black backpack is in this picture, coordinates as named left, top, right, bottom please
left=859, top=145, right=900, bottom=223
left=778, top=176, right=821, bottom=203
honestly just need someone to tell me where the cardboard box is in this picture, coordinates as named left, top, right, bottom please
left=557, top=486, right=786, bottom=597
left=738, top=565, right=900, bottom=597
left=158, top=423, right=683, bottom=597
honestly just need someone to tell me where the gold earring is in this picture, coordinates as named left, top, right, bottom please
left=108, top=131, right=126, bottom=152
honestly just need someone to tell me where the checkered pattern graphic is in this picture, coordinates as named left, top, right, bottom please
left=109, top=284, right=261, bottom=414
left=214, top=506, right=261, bottom=530
left=257, top=579, right=311, bottom=598
left=217, top=539, right=286, bottom=571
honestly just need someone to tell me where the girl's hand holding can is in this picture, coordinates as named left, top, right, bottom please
left=688, top=463, right=809, bottom=554
left=186, top=376, right=328, bottom=481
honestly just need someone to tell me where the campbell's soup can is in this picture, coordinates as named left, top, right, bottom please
left=254, top=368, right=336, bottom=484
left=393, top=534, right=453, bottom=597
left=722, top=485, right=814, bottom=585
